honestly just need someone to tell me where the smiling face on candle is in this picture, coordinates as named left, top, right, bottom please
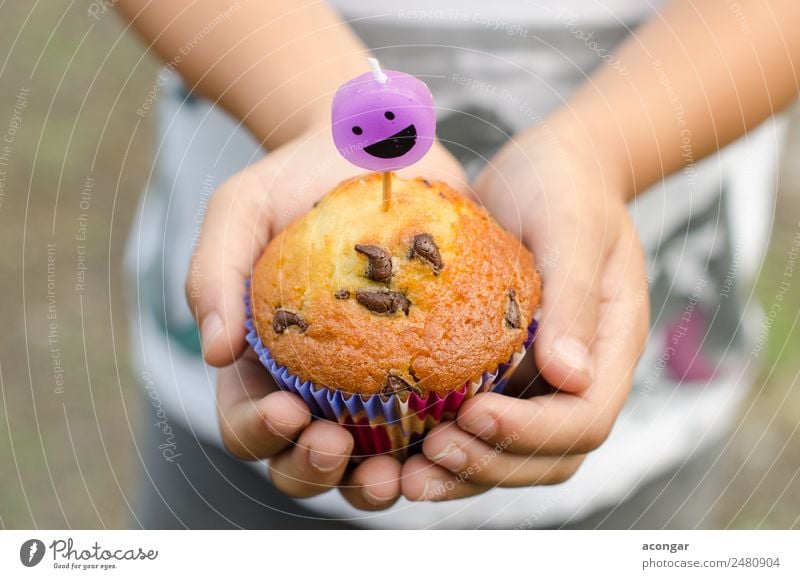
left=332, top=70, right=436, bottom=172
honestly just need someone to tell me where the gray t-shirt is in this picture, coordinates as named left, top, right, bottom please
left=124, top=1, right=783, bottom=527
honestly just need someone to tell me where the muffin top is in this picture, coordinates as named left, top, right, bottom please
left=250, top=173, right=540, bottom=397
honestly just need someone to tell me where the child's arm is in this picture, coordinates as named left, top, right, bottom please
left=402, top=0, right=800, bottom=500
left=115, top=0, right=366, bottom=148
left=551, top=0, right=800, bottom=199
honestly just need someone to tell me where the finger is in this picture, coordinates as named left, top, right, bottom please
left=339, top=455, right=402, bottom=511
left=595, top=218, right=651, bottom=370
left=269, top=420, right=354, bottom=498
left=217, top=351, right=311, bottom=459
left=527, top=197, right=614, bottom=393
left=423, top=422, right=584, bottom=487
left=401, top=454, right=488, bottom=502
left=456, top=392, right=598, bottom=455
left=186, top=170, right=271, bottom=367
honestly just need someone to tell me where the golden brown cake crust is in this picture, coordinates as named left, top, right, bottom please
left=250, top=173, right=541, bottom=396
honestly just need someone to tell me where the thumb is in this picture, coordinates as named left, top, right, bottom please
left=530, top=212, right=606, bottom=393
left=186, top=171, right=271, bottom=367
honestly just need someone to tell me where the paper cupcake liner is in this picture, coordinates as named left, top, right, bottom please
left=244, top=283, right=537, bottom=459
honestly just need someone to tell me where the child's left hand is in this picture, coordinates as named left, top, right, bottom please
left=400, top=125, right=651, bottom=501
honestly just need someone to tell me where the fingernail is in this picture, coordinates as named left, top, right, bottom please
left=430, top=442, right=466, bottom=471
left=308, top=448, right=346, bottom=472
left=461, top=414, right=497, bottom=439
left=420, top=478, right=447, bottom=501
left=362, top=486, right=392, bottom=506
left=553, top=336, right=594, bottom=378
left=200, top=313, right=224, bottom=352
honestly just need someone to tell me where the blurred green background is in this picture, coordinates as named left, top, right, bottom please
left=0, top=1, right=798, bottom=529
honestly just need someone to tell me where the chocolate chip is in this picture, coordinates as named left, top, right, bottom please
left=272, top=309, right=308, bottom=334
left=355, top=244, right=393, bottom=283
left=504, top=289, right=522, bottom=329
left=356, top=289, right=410, bottom=315
left=409, top=233, right=444, bottom=274
left=334, top=289, right=350, bottom=299
left=382, top=374, right=422, bottom=397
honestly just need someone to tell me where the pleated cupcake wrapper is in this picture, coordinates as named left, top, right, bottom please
left=245, top=283, right=537, bottom=459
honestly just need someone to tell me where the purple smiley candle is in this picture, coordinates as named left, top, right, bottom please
left=332, top=58, right=436, bottom=173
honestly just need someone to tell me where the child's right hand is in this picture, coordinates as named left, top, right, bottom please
left=185, top=125, right=467, bottom=511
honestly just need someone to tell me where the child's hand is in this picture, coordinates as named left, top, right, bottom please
left=186, top=126, right=467, bottom=511
left=401, top=127, right=650, bottom=500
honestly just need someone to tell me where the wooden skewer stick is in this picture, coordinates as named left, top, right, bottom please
left=382, top=171, right=392, bottom=211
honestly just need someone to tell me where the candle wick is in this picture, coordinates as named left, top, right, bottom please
left=367, top=57, right=388, bottom=84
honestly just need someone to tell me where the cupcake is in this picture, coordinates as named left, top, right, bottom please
left=246, top=173, right=540, bottom=459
